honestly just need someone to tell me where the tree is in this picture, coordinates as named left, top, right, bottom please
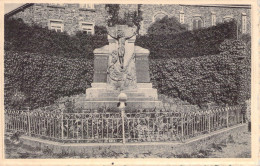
left=105, top=4, right=143, bottom=34
left=147, top=16, right=187, bottom=35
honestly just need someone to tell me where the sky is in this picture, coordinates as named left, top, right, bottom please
left=4, top=3, right=25, bottom=14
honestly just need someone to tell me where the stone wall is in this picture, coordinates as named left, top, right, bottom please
left=10, top=3, right=108, bottom=35
left=8, top=4, right=251, bottom=35
left=140, top=4, right=181, bottom=35
left=140, top=4, right=251, bottom=35
left=183, top=5, right=251, bottom=32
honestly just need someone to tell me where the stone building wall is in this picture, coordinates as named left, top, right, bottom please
left=183, top=5, right=250, bottom=32
left=10, top=3, right=108, bottom=35
left=8, top=3, right=251, bottom=35
left=140, top=4, right=251, bottom=35
left=10, top=5, right=35, bottom=25
left=139, top=4, right=181, bottom=35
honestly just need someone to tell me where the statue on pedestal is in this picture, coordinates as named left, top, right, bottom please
left=107, top=25, right=137, bottom=91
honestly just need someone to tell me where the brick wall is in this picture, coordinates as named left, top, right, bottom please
left=8, top=4, right=251, bottom=35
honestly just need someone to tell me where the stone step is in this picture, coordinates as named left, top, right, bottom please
left=98, top=92, right=146, bottom=98
left=82, top=101, right=163, bottom=110
left=88, top=97, right=155, bottom=101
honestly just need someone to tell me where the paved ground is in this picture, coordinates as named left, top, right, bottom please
left=4, top=125, right=250, bottom=158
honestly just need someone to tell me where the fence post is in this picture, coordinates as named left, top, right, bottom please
left=181, top=112, right=184, bottom=141
left=118, top=93, right=127, bottom=144
left=242, top=109, right=244, bottom=124
left=237, top=106, right=240, bottom=124
left=61, top=110, right=64, bottom=141
left=121, top=108, right=125, bottom=144
left=208, top=110, right=211, bottom=133
left=27, top=107, right=31, bottom=136
left=226, top=107, right=229, bottom=128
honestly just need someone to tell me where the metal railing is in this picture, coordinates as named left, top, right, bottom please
left=5, top=105, right=244, bottom=143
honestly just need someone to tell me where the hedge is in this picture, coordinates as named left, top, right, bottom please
left=4, top=18, right=250, bottom=109
left=136, top=20, right=237, bottom=59
left=4, top=51, right=93, bottom=109
left=5, top=38, right=250, bottom=109
left=149, top=39, right=250, bottom=108
left=4, top=18, right=108, bottom=59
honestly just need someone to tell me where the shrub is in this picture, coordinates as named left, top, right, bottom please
left=94, top=25, right=108, bottom=35
left=105, top=4, right=143, bottom=29
left=136, top=20, right=237, bottom=59
left=147, top=16, right=187, bottom=35
left=4, top=18, right=108, bottom=59
left=4, top=51, right=94, bottom=109
left=149, top=39, right=250, bottom=108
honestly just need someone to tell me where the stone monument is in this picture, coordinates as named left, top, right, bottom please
left=84, top=25, right=161, bottom=109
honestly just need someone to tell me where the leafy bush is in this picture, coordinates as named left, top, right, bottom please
left=4, top=51, right=93, bottom=109
left=94, top=25, right=108, bottom=35
left=149, top=39, right=250, bottom=108
left=105, top=4, right=143, bottom=29
left=4, top=18, right=108, bottom=59
left=136, top=20, right=237, bottom=59
left=147, top=16, right=187, bottom=35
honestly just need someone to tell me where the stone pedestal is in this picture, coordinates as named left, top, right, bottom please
left=85, top=83, right=161, bottom=109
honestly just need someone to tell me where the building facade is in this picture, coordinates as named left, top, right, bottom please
left=5, top=3, right=251, bottom=35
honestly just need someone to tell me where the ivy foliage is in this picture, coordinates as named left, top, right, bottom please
left=136, top=20, right=237, bottom=59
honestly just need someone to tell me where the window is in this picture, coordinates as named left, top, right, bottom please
left=242, top=13, right=247, bottom=34
left=153, top=12, right=168, bottom=22
left=223, top=15, right=233, bottom=22
left=180, top=12, right=184, bottom=24
left=79, top=4, right=94, bottom=9
left=211, top=12, right=216, bottom=26
left=49, top=20, right=64, bottom=32
left=80, top=22, right=94, bottom=34
left=192, top=17, right=203, bottom=30
left=180, top=6, right=184, bottom=12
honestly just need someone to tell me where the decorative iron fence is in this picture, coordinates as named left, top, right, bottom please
left=5, top=106, right=244, bottom=144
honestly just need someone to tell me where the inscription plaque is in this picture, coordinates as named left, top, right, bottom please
left=135, top=54, right=150, bottom=83
left=93, top=55, right=108, bottom=82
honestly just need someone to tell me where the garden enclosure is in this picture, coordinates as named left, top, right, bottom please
left=5, top=105, right=244, bottom=144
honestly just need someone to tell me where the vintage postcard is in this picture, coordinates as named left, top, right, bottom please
left=0, top=0, right=259, bottom=165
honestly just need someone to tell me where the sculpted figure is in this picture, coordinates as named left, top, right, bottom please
left=107, top=51, right=136, bottom=90
left=108, top=26, right=137, bottom=69
left=107, top=25, right=137, bottom=90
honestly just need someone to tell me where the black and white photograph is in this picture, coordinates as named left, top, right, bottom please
left=1, top=0, right=258, bottom=165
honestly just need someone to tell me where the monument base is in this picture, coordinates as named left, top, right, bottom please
left=84, top=83, right=162, bottom=109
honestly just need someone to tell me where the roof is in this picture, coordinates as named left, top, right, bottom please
left=5, top=3, right=34, bottom=17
